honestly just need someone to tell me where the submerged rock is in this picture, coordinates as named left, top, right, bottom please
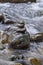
left=9, top=20, right=30, bottom=49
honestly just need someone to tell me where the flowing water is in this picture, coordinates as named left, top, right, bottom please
left=0, top=0, right=43, bottom=65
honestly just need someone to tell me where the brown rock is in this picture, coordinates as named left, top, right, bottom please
left=1, top=32, right=9, bottom=44
left=5, top=20, right=15, bottom=25
left=30, top=33, right=43, bottom=42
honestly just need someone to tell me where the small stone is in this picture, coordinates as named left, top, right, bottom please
left=21, top=55, right=24, bottom=59
left=0, top=14, right=4, bottom=24
left=5, top=20, right=15, bottom=25
left=16, top=28, right=26, bottom=33
left=9, top=33, right=30, bottom=49
left=15, top=63, right=22, bottom=65
left=17, top=24, right=24, bottom=28
left=30, top=33, right=43, bottom=42
left=9, top=55, right=17, bottom=61
left=19, top=20, right=24, bottom=24
left=0, top=46, right=5, bottom=50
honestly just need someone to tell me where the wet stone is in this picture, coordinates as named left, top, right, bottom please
left=0, top=45, right=5, bottom=50
left=1, top=32, right=9, bottom=44
left=4, top=20, right=15, bottom=25
left=0, top=14, right=4, bottom=24
left=16, top=28, right=26, bottom=33
left=9, top=55, right=17, bottom=61
left=30, top=33, right=43, bottom=42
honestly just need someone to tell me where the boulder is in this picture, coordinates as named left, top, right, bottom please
left=9, top=20, right=30, bottom=49
left=9, top=33, right=30, bottom=49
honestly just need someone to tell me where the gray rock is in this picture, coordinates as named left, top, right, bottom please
left=0, top=14, right=4, bottom=24
left=9, top=33, right=30, bottom=49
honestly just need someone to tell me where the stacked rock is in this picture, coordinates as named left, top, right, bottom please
left=9, top=20, right=30, bottom=49
left=16, top=20, right=26, bottom=34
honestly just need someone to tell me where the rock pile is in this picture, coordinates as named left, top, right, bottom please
left=9, top=20, right=30, bottom=49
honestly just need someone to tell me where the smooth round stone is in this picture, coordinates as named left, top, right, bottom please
left=5, top=20, right=15, bottom=25
left=17, top=24, right=24, bottom=28
left=19, top=20, right=24, bottom=24
left=0, top=46, right=5, bottom=50
left=16, top=28, right=26, bottom=33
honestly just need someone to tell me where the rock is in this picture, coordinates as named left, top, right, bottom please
left=0, top=0, right=36, bottom=3
left=18, top=20, right=24, bottom=24
left=28, top=57, right=41, bottom=65
left=17, top=24, right=24, bottom=28
left=4, top=20, right=15, bottom=25
left=16, top=55, right=24, bottom=60
left=15, top=63, right=22, bottom=65
left=16, top=28, right=26, bottom=33
left=9, top=20, right=30, bottom=49
left=9, top=33, right=30, bottom=49
left=1, top=32, right=9, bottom=44
left=0, top=14, right=4, bottom=24
left=30, top=33, right=43, bottom=42
left=0, top=45, right=5, bottom=50
left=16, top=20, right=26, bottom=33
left=30, top=58, right=41, bottom=65
left=9, top=55, right=17, bottom=61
